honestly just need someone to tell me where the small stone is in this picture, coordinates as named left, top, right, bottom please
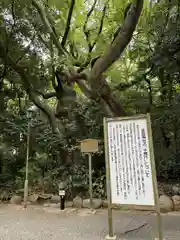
left=172, top=195, right=180, bottom=211
left=10, top=195, right=22, bottom=205
left=172, top=195, right=180, bottom=201
left=73, top=196, right=83, bottom=208
left=172, top=184, right=180, bottom=195
left=28, top=194, right=39, bottom=203
left=0, top=191, right=10, bottom=201
left=159, top=195, right=174, bottom=213
left=83, top=198, right=103, bottom=209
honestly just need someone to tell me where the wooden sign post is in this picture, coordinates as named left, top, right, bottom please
left=80, top=139, right=99, bottom=210
left=103, top=114, right=163, bottom=240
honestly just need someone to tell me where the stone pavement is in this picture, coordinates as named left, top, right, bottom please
left=0, top=204, right=180, bottom=239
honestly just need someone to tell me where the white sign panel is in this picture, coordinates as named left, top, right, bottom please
left=107, top=118, right=155, bottom=206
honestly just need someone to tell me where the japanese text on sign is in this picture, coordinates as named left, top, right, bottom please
left=107, top=118, right=155, bottom=206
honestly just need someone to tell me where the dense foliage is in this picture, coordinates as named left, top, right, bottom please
left=0, top=0, right=180, bottom=198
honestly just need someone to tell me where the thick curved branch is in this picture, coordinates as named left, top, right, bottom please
left=75, top=79, right=94, bottom=98
left=76, top=1, right=143, bottom=118
left=0, top=42, right=62, bottom=136
left=61, top=0, right=75, bottom=48
left=57, top=69, right=87, bottom=83
left=56, top=69, right=92, bottom=98
left=90, top=0, right=144, bottom=81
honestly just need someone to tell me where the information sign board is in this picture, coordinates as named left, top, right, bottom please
left=107, top=117, right=154, bottom=206
left=103, top=114, right=163, bottom=240
left=80, top=139, right=99, bottom=153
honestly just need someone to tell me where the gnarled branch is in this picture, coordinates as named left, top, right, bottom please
left=0, top=41, right=62, bottom=136
left=90, top=0, right=144, bottom=81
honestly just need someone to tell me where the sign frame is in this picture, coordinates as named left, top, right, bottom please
left=103, top=114, right=163, bottom=240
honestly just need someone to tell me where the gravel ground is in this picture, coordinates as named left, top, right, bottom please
left=0, top=205, right=180, bottom=240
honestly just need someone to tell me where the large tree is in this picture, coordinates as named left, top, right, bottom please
left=0, top=0, right=143, bottom=135
left=1, top=0, right=180, bottom=189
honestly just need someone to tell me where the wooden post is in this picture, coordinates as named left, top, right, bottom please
left=88, top=153, right=93, bottom=210
left=147, top=114, right=163, bottom=240
left=24, top=121, right=30, bottom=208
left=103, top=118, right=116, bottom=240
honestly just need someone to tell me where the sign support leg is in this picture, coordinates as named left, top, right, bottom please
left=104, top=118, right=116, bottom=240
left=147, top=114, right=163, bottom=240
left=106, top=207, right=115, bottom=239
left=153, top=170, right=163, bottom=240
left=105, top=171, right=115, bottom=239
left=156, top=207, right=163, bottom=240
left=106, top=164, right=113, bottom=238
left=88, top=153, right=93, bottom=210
